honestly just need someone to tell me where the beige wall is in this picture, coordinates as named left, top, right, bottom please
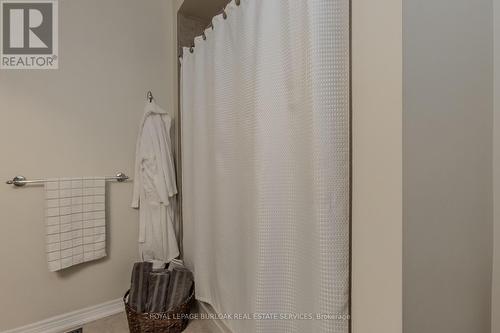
left=404, top=0, right=494, bottom=332
left=0, top=0, right=177, bottom=330
left=494, top=0, right=500, bottom=331
left=352, top=0, right=403, bottom=332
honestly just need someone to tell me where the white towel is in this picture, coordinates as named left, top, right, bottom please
left=45, top=177, right=106, bottom=272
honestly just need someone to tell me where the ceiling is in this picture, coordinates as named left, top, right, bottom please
left=179, top=0, right=231, bottom=22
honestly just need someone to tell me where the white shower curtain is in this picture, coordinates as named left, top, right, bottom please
left=181, top=1, right=350, bottom=332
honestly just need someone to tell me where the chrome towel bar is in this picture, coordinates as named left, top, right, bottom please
left=5, top=172, right=130, bottom=187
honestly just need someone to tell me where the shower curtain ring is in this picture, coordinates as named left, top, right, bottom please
left=222, top=9, right=227, bottom=19
left=235, top=0, right=241, bottom=5
left=189, top=46, right=194, bottom=53
left=202, top=32, right=207, bottom=40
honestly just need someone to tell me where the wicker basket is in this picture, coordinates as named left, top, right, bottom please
left=123, top=287, right=195, bottom=333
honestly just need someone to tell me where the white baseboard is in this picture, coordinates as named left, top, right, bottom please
left=1, top=298, right=124, bottom=333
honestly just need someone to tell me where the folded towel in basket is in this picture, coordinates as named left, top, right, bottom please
left=129, top=262, right=153, bottom=313
left=165, top=268, right=194, bottom=311
left=146, top=270, right=171, bottom=313
left=167, top=258, right=185, bottom=271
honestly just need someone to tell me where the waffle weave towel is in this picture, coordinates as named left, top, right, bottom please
left=45, top=177, right=106, bottom=272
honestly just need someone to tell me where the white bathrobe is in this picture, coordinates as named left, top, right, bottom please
left=131, top=101, right=179, bottom=266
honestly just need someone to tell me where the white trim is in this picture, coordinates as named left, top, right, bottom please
left=1, top=298, right=124, bottom=333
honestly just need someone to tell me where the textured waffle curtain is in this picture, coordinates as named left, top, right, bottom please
left=180, top=0, right=350, bottom=332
